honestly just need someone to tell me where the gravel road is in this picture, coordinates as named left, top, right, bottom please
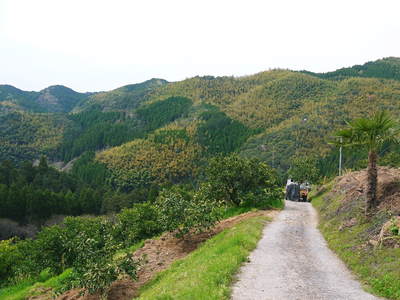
left=231, top=200, right=382, bottom=300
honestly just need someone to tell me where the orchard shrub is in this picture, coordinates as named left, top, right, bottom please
left=61, top=216, right=139, bottom=295
left=205, top=154, right=281, bottom=206
left=115, top=202, right=162, bottom=246
left=0, top=239, right=17, bottom=284
left=156, top=187, right=220, bottom=238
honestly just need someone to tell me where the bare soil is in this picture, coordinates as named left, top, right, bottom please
left=334, top=166, right=400, bottom=215
left=331, top=167, right=400, bottom=247
left=51, top=210, right=277, bottom=300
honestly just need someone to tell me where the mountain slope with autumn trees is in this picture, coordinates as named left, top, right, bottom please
left=1, top=57, right=400, bottom=183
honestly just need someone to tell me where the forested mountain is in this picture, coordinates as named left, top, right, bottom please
left=73, top=78, right=168, bottom=112
left=1, top=57, right=400, bottom=182
left=302, top=57, right=400, bottom=81
left=35, top=85, right=91, bottom=113
left=0, top=110, right=69, bottom=163
left=0, top=84, right=91, bottom=113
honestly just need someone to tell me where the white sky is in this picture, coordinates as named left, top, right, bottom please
left=1, top=0, right=399, bottom=92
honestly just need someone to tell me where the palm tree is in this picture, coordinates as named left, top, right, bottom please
left=335, top=111, right=399, bottom=215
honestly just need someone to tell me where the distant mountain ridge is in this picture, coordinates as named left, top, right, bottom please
left=1, top=57, right=400, bottom=179
left=0, top=84, right=91, bottom=113
left=2, top=57, right=399, bottom=114
left=302, top=57, right=400, bottom=81
left=73, top=78, right=168, bottom=112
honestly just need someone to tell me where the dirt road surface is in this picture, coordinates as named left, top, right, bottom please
left=231, top=200, right=382, bottom=300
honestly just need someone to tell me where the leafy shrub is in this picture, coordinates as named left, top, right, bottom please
left=288, top=155, right=320, bottom=183
left=32, top=225, right=67, bottom=274
left=3, top=216, right=140, bottom=295
left=60, top=216, right=139, bottom=295
left=156, top=187, right=221, bottom=238
left=0, top=239, right=17, bottom=284
left=390, top=217, right=399, bottom=235
left=204, top=154, right=281, bottom=206
left=115, top=203, right=162, bottom=246
left=66, top=234, right=139, bottom=295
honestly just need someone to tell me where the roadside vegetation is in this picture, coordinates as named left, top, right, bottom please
left=137, top=216, right=270, bottom=300
left=310, top=111, right=400, bottom=299
left=312, top=169, right=400, bottom=300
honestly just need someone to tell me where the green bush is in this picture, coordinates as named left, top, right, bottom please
left=204, top=154, right=281, bottom=206
left=32, top=225, right=67, bottom=274
left=2, top=216, right=140, bottom=295
left=288, top=155, right=320, bottom=183
left=66, top=236, right=138, bottom=295
left=0, top=239, right=18, bottom=284
left=156, top=187, right=221, bottom=238
left=60, top=216, right=139, bottom=295
left=115, top=203, right=162, bottom=246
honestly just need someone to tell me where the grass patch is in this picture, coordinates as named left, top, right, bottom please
left=219, top=198, right=284, bottom=220
left=0, top=280, right=36, bottom=300
left=219, top=206, right=257, bottom=219
left=312, top=184, right=400, bottom=300
left=136, top=216, right=270, bottom=300
left=0, top=269, right=72, bottom=300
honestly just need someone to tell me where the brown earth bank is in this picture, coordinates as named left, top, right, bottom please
left=32, top=209, right=277, bottom=300
left=332, top=166, right=400, bottom=214
left=317, top=166, right=400, bottom=247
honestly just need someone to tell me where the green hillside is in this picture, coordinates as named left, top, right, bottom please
left=122, top=68, right=400, bottom=177
left=302, top=57, right=400, bottom=81
left=1, top=57, right=400, bottom=178
left=0, top=85, right=90, bottom=113
left=0, top=109, right=69, bottom=163
left=35, top=85, right=90, bottom=113
left=73, top=78, right=168, bottom=112
left=0, top=85, right=40, bottom=112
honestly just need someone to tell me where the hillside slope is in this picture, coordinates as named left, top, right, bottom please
left=2, top=57, right=400, bottom=177
left=312, top=167, right=400, bottom=299
left=0, top=109, right=70, bottom=163
left=96, top=69, right=400, bottom=181
left=0, top=85, right=90, bottom=113
left=73, top=78, right=168, bottom=112
left=303, top=57, right=400, bottom=81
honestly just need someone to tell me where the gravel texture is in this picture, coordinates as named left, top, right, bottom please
left=231, top=200, right=382, bottom=300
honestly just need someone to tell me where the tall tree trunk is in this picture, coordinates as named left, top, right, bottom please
left=366, top=150, right=378, bottom=216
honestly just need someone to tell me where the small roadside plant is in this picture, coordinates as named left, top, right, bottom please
left=389, top=217, right=399, bottom=235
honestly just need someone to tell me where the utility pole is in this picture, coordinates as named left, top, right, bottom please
left=272, top=144, right=275, bottom=168
left=339, top=137, right=343, bottom=176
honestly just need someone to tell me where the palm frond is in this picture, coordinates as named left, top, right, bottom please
left=335, top=111, right=400, bottom=151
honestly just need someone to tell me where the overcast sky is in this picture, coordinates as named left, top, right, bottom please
left=1, top=0, right=399, bottom=92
